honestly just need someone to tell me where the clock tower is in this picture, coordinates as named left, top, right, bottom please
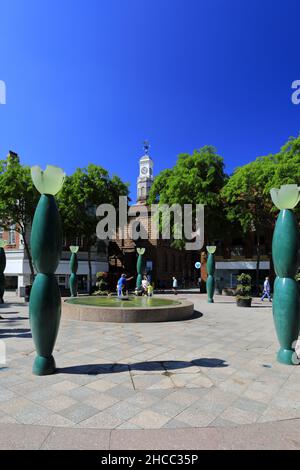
left=137, top=140, right=154, bottom=204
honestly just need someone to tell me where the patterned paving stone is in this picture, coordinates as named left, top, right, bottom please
left=43, top=395, right=78, bottom=412
left=78, top=410, right=124, bottom=429
left=59, top=403, right=100, bottom=424
left=128, top=410, right=171, bottom=429
left=1, top=292, right=300, bottom=430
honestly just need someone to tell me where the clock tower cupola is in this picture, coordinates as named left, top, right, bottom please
left=137, top=140, right=154, bottom=204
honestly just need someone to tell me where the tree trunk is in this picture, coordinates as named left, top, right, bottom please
left=87, top=245, right=92, bottom=294
left=22, top=229, right=35, bottom=283
left=256, top=233, right=261, bottom=296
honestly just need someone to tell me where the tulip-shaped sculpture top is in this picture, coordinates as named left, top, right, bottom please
left=29, top=165, right=65, bottom=375
left=70, top=246, right=79, bottom=254
left=270, top=184, right=300, bottom=365
left=206, top=246, right=216, bottom=303
left=31, top=165, right=66, bottom=195
left=270, top=184, right=300, bottom=210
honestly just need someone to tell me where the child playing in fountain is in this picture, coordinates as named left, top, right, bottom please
left=147, top=283, right=154, bottom=297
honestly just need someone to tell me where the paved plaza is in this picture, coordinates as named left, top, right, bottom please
left=0, top=291, right=300, bottom=449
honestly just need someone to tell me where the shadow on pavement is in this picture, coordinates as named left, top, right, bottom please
left=0, top=328, right=32, bottom=338
left=58, top=357, right=228, bottom=375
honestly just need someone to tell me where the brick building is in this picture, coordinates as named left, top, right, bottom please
left=108, top=145, right=197, bottom=288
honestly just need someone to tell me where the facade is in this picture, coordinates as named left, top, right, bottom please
left=3, top=147, right=273, bottom=295
left=4, top=230, right=108, bottom=296
left=200, top=232, right=272, bottom=293
left=109, top=144, right=196, bottom=288
left=1, top=150, right=109, bottom=295
left=110, top=143, right=272, bottom=292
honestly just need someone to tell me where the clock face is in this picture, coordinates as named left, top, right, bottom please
left=141, top=166, right=148, bottom=175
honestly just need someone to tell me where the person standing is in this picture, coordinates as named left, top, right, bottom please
left=172, top=276, right=178, bottom=295
left=261, top=276, right=271, bottom=302
left=142, top=275, right=149, bottom=295
left=117, top=274, right=133, bottom=297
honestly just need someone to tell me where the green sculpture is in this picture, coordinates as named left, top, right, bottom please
left=206, top=246, right=216, bottom=303
left=69, top=246, right=79, bottom=297
left=136, top=248, right=145, bottom=290
left=0, top=240, right=8, bottom=304
left=270, top=184, right=300, bottom=365
left=29, top=165, right=65, bottom=375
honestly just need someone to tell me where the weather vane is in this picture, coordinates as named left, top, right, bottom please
left=143, top=140, right=150, bottom=155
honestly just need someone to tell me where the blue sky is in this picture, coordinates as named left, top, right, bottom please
left=1, top=0, right=300, bottom=200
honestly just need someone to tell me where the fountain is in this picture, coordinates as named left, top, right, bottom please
left=62, top=295, right=194, bottom=323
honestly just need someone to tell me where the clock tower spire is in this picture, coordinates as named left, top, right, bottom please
left=137, top=140, right=154, bottom=204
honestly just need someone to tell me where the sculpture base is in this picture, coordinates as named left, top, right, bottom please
left=277, top=348, right=300, bottom=366
left=32, top=355, right=56, bottom=375
left=207, top=299, right=214, bottom=303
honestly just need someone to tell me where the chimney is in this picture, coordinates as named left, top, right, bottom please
left=7, top=151, right=20, bottom=165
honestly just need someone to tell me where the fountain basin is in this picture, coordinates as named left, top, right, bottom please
left=62, top=295, right=194, bottom=323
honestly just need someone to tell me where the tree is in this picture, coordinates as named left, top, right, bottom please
left=0, top=152, right=39, bottom=278
left=58, top=164, right=129, bottom=293
left=148, top=145, right=228, bottom=246
left=222, top=133, right=300, bottom=292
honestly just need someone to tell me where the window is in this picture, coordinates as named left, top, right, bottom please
left=58, top=275, right=66, bottom=287
left=62, top=233, right=67, bottom=248
left=75, top=236, right=83, bottom=247
left=0, top=227, right=3, bottom=239
left=8, top=225, right=16, bottom=245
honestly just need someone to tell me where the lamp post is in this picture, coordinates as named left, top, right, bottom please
left=206, top=246, right=216, bottom=303
left=270, top=184, right=300, bottom=365
left=29, top=165, right=65, bottom=375
left=0, top=240, right=8, bottom=303
left=69, top=246, right=79, bottom=297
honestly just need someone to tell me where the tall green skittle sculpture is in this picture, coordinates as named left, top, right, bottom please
left=206, top=246, right=216, bottom=303
left=270, top=184, right=300, bottom=365
left=0, top=240, right=8, bottom=304
left=136, top=248, right=145, bottom=290
left=69, top=246, right=79, bottom=297
left=29, top=165, right=65, bottom=375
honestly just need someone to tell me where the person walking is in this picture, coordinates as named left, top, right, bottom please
left=261, top=276, right=271, bottom=302
left=172, top=276, right=178, bottom=295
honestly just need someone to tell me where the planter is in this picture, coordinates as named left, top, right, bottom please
left=236, top=298, right=252, bottom=307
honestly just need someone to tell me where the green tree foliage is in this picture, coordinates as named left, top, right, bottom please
left=147, top=146, right=228, bottom=246
left=0, top=152, right=39, bottom=277
left=58, top=164, right=129, bottom=292
left=222, top=133, right=300, bottom=291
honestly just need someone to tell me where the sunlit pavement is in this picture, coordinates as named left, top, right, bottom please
left=0, top=291, right=299, bottom=449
